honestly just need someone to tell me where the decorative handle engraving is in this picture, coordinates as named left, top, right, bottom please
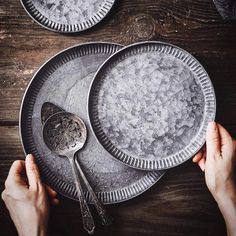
left=69, top=156, right=95, bottom=234
left=75, top=155, right=112, bottom=226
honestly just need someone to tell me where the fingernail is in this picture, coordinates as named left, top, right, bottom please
left=207, top=122, right=216, bottom=131
left=26, top=154, right=34, bottom=162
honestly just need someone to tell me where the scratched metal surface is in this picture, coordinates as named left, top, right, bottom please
left=88, top=41, right=216, bottom=170
left=19, top=42, right=165, bottom=204
left=20, top=0, right=115, bottom=32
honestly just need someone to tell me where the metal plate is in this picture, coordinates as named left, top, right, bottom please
left=20, top=0, right=115, bottom=33
left=88, top=41, right=216, bottom=170
left=19, top=42, right=165, bottom=204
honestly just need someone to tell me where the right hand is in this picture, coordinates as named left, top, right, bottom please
left=193, top=122, right=236, bottom=236
left=193, top=122, right=236, bottom=201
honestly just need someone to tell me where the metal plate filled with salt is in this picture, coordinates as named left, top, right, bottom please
left=88, top=41, right=216, bottom=170
left=20, top=0, right=115, bottom=33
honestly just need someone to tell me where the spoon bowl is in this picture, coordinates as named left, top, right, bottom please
left=43, top=111, right=111, bottom=234
left=43, top=112, right=87, bottom=155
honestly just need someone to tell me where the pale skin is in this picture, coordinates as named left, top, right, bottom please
left=1, top=122, right=236, bottom=236
left=192, top=122, right=236, bottom=236
left=1, top=154, right=59, bottom=236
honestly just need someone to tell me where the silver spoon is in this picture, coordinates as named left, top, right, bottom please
left=43, top=112, right=111, bottom=234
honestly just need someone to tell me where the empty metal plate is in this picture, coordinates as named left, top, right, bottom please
left=19, top=42, right=165, bottom=204
left=88, top=41, right=216, bottom=170
left=20, top=0, right=115, bottom=33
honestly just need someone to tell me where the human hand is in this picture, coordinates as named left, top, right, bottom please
left=193, top=122, right=236, bottom=202
left=1, top=154, right=59, bottom=236
left=193, top=122, right=236, bottom=235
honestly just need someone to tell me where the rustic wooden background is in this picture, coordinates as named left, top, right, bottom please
left=1, top=0, right=236, bottom=235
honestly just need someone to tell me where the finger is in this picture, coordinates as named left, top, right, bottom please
left=217, top=123, right=234, bottom=148
left=198, top=157, right=206, bottom=172
left=217, top=124, right=236, bottom=159
left=7, top=160, right=25, bottom=180
left=25, top=154, right=42, bottom=189
left=5, top=160, right=26, bottom=188
left=1, top=190, right=6, bottom=201
left=51, top=198, right=60, bottom=206
left=45, top=185, right=58, bottom=198
left=192, top=150, right=204, bottom=163
left=206, top=122, right=220, bottom=159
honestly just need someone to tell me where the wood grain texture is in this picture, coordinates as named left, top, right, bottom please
left=0, top=128, right=227, bottom=236
left=1, top=0, right=236, bottom=125
left=0, top=0, right=236, bottom=235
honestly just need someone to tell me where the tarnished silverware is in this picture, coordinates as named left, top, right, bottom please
left=43, top=111, right=111, bottom=234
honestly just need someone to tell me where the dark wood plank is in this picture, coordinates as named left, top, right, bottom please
left=1, top=0, right=236, bottom=235
left=0, top=126, right=226, bottom=236
left=1, top=0, right=236, bottom=124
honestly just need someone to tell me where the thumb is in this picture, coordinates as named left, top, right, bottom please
left=217, top=123, right=235, bottom=157
left=25, top=154, right=42, bottom=190
left=217, top=123, right=234, bottom=146
left=206, top=122, right=220, bottom=159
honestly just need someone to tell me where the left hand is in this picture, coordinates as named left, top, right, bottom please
left=1, top=154, right=59, bottom=236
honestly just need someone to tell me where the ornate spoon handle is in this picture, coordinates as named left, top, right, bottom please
left=69, top=156, right=95, bottom=235
left=75, top=156, right=112, bottom=226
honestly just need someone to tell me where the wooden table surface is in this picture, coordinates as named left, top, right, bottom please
left=1, top=0, right=236, bottom=235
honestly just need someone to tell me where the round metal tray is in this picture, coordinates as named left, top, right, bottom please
left=20, top=0, right=115, bottom=33
left=88, top=41, right=216, bottom=170
left=19, top=42, right=165, bottom=204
